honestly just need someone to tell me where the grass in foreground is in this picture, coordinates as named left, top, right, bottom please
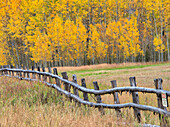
left=0, top=77, right=139, bottom=127
left=0, top=62, right=170, bottom=126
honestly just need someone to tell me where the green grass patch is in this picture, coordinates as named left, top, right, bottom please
left=80, top=72, right=109, bottom=76
left=165, top=77, right=170, bottom=80
left=79, top=71, right=130, bottom=77
left=67, top=63, right=170, bottom=75
left=163, top=70, right=170, bottom=72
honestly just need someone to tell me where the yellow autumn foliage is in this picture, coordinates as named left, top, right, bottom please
left=0, top=0, right=169, bottom=65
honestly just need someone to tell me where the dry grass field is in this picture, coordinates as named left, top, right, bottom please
left=0, top=62, right=169, bottom=127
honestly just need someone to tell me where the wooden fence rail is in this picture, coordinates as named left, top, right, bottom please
left=0, top=68, right=170, bottom=96
left=0, top=66, right=169, bottom=126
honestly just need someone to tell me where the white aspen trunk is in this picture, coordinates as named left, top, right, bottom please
left=162, top=0, right=170, bottom=61
left=14, top=41, right=20, bottom=66
left=10, top=40, right=17, bottom=66
left=159, top=51, right=161, bottom=62
left=160, top=4, right=164, bottom=62
left=166, top=28, right=170, bottom=61
left=153, top=11, right=159, bottom=61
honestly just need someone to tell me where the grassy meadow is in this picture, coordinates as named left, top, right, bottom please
left=0, top=62, right=170, bottom=126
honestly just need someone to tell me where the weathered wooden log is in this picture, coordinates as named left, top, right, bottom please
left=53, top=83, right=170, bottom=117
left=61, top=72, right=70, bottom=92
left=3, top=65, right=8, bottom=75
left=2, top=73, right=170, bottom=117
left=11, top=65, right=14, bottom=76
left=72, top=74, right=79, bottom=96
left=53, top=68, right=61, bottom=97
left=53, top=68, right=58, bottom=75
left=37, top=66, right=41, bottom=80
left=52, top=68, right=63, bottom=104
left=3, top=65, right=6, bottom=75
left=72, top=74, right=80, bottom=106
left=5, top=65, right=9, bottom=75
left=23, top=66, right=26, bottom=77
left=1, top=68, right=170, bottom=96
left=61, top=72, right=71, bottom=102
left=42, top=67, right=47, bottom=82
left=53, top=68, right=60, bottom=87
left=32, top=66, right=36, bottom=79
left=0, top=66, right=3, bottom=75
left=93, top=81, right=105, bottom=115
left=154, top=79, right=169, bottom=127
left=111, top=80, right=121, bottom=117
left=7, top=65, right=10, bottom=75
left=48, top=67, right=52, bottom=83
left=16, top=65, right=19, bottom=77
left=129, top=77, right=141, bottom=123
left=27, top=66, right=30, bottom=78
left=81, top=78, right=89, bottom=101
left=19, top=65, right=22, bottom=77
left=2, top=65, right=5, bottom=75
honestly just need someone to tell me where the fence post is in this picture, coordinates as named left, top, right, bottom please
left=72, top=74, right=79, bottom=96
left=5, top=65, right=9, bottom=75
left=48, top=67, right=52, bottom=83
left=2, top=66, right=4, bottom=75
left=37, top=66, right=41, bottom=80
left=16, top=65, right=19, bottom=77
left=72, top=74, right=80, bottom=106
left=53, top=68, right=63, bottom=104
left=27, top=66, right=30, bottom=78
left=6, top=65, right=8, bottom=75
left=53, top=68, right=61, bottom=96
left=61, top=72, right=71, bottom=102
left=42, top=67, right=47, bottom=82
left=129, top=77, right=141, bottom=123
left=19, top=65, right=22, bottom=77
left=110, top=80, right=121, bottom=117
left=8, top=65, right=11, bottom=76
left=154, top=78, right=168, bottom=127
left=81, top=78, right=89, bottom=101
left=7, top=65, right=10, bottom=75
left=2, top=65, right=4, bottom=75
left=93, top=81, right=105, bottom=115
left=61, top=72, right=70, bottom=92
left=1, top=66, right=3, bottom=76
left=32, top=66, right=36, bottom=79
left=11, top=65, right=14, bottom=76
left=53, top=68, right=60, bottom=87
left=23, top=66, right=26, bottom=78
left=3, top=65, right=7, bottom=75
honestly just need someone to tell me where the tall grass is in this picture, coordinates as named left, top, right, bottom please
left=0, top=77, right=138, bottom=127
left=0, top=62, right=170, bottom=126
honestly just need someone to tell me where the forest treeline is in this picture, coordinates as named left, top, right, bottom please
left=0, top=0, right=169, bottom=67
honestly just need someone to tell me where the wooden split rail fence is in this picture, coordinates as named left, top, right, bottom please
left=0, top=65, right=169, bottom=126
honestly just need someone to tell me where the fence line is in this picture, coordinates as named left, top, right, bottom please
left=0, top=66, right=169, bottom=126
left=1, top=68, right=170, bottom=96
left=1, top=74, right=169, bottom=116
